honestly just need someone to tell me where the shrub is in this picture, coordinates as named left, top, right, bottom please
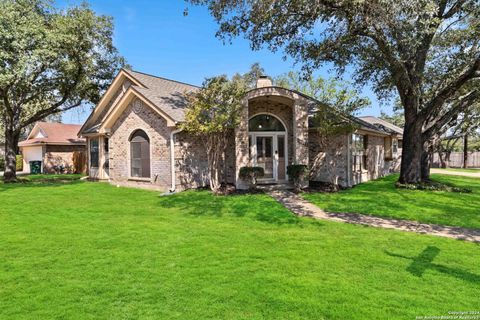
left=395, top=181, right=472, bottom=193
left=239, top=166, right=264, bottom=189
left=16, top=154, right=23, bottom=171
left=0, top=155, right=23, bottom=172
left=287, top=164, right=309, bottom=191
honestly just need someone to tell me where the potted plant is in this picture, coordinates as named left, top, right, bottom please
left=239, top=166, right=265, bottom=190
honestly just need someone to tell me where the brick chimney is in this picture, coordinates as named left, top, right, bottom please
left=256, top=75, right=272, bottom=88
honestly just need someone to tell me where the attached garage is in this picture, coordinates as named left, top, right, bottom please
left=18, top=122, right=87, bottom=174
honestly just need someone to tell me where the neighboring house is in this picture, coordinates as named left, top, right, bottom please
left=79, top=69, right=402, bottom=191
left=18, top=122, right=86, bottom=174
left=359, top=116, right=403, bottom=172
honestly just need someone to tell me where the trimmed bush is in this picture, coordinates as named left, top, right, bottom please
left=239, top=166, right=264, bottom=189
left=287, top=164, right=309, bottom=191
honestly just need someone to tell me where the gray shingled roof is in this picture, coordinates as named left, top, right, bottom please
left=124, top=70, right=199, bottom=123
left=358, top=116, right=404, bottom=136
left=82, top=69, right=400, bottom=138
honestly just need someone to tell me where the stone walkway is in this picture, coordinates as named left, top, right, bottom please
left=269, top=190, right=480, bottom=243
left=431, top=168, right=480, bottom=178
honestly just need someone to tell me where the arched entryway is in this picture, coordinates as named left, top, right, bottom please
left=248, top=114, right=288, bottom=183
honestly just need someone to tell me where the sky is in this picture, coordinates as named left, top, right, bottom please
left=60, top=0, right=394, bottom=124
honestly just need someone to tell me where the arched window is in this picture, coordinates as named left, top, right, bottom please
left=249, top=114, right=285, bottom=132
left=130, top=130, right=150, bottom=178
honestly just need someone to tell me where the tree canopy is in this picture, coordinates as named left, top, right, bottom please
left=0, top=0, right=124, bottom=181
left=380, top=111, right=405, bottom=128
left=182, top=75, right=246, bottom=192
left=274, top=71, right=370, bottom=115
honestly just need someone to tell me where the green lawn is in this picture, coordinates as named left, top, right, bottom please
left=1, top=178, right=479, bottom=319
left=304, top=174, right=480, bottom=229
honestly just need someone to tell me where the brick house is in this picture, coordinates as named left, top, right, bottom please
left=79, top=69, right=402, bottom=191
left=18, top=122, right=87, bottom=174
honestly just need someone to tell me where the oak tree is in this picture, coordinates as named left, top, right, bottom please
left=0, top=0, right=124, bottom=181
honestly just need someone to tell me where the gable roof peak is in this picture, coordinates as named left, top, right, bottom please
left=124, top=68, right=200, bottom=89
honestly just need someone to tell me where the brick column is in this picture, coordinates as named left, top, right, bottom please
left=293, top=100, right=309, bottom=165
left=235, top=99, right=250, bottom=189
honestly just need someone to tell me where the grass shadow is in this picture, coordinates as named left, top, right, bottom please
left=157, top=190, right=313, bottom=227
left=385, top=246, right=480, bottom=284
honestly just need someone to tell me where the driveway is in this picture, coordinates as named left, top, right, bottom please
left=431, top=168, right=480, bottom=178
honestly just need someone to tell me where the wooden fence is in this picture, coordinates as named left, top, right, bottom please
left=72, top=151, right=87, bottom=174
left=432, top=152, right=480, bottom=168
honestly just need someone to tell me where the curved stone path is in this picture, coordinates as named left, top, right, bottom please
left=269, top=190, right=480, bottom=243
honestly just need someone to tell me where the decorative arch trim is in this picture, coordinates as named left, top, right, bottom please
left=248, top=113, right=287, bottom=132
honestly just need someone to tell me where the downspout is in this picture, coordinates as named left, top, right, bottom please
left=346, top=134, right=351, bottom=187
left=170, top=128, right=183, bottom=192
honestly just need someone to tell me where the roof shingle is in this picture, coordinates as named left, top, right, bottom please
left=125, top=70, right=198, bottom=122
left=19, top=122, right=85, bottom=147
left=358, top=116, right=404, bottom=136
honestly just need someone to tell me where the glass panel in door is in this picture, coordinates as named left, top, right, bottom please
left=277, top=135, right=286, bottom=180
left=256, top=136, right=273, bottom=179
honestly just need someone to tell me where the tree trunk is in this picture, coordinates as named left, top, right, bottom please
left=3, top=127, right=20, bottom=183
left=437, top=142, right=447, bottom=168
left=399, top=119, right=423, bottom=184
left=222, top=133, right=228, bottom=185
left=206, top=134, right=223, bottom=193
left=421, top=149, right=431, bottom=182
left=463, top=135, right=468, bottom=168
left=420, top=138, right=434, bottom=182
left=438, top=151, right=446, bottom=168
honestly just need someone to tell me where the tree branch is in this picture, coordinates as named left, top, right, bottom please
left=421, top=56, right=480, bottom=119
left=423, top=89, right=480, bottom=139
left=21, top=64, right=84, bottom=129
left=22, top=100, right=83, bottom=129
left=442, top=0, right=467, bottom=19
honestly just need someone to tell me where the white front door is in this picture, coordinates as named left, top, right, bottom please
left=250, top=133, right=287, bottom=183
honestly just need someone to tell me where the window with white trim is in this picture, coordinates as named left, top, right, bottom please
left=90, top=138, right=99, bottom=168
left=352, top=134, right=367, bottom=172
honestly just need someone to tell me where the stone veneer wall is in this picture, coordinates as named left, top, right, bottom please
left=43, top=144, right=86, bottom=174
left=293, top=100, right=309, bottom=165
left=309, top=132, right=391, bottom=187
left=309, top=131, right=349, bottom=186
left=365, top=135, right=385, bottom=180
left=235, top=88, right=310, bottom=189
left=174, top=132, right=208, bottom=190
left=108, top=98, right=172, bottom=190
left=172, top=130, right=235, bottom=190
left=106, top=98, right=217, bottom=191
left=351, top=134, right=386, bottom=185
left=248, top=99, right=294, bottom=164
